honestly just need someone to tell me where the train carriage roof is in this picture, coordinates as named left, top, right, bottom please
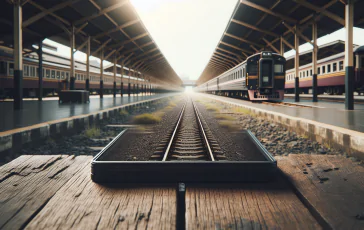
left=1, top=0, right=182, bottom=86
left=197, top=0, right=364, bottom=85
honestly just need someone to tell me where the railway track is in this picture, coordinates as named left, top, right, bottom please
left=151, top=97, right=218, bottom=161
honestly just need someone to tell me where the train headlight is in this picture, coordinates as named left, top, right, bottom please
left=262, top=52, right=272, bottom=57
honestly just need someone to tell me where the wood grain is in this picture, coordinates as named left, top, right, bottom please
left=26, top=161, right=177, bottom=230
left=186, top=177, right=320, bottom=229
left=277, top=154, right=364, bottom=230
left=0, top=155, right=91, bottom=229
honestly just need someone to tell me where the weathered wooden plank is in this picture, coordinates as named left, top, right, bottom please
left=0, top=155, right=91, bottom=229
left=186, top=178, right=320, bottom=229
left=277, top=154, right=364, bottom=230
left=26, top=163, right=177, bottom=230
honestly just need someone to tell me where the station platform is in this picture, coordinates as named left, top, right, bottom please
left=0, top=94, right=171, bottom=132
left=284, top=94, right=364, bottom=103
left=204, top=94, right=364, bottom=133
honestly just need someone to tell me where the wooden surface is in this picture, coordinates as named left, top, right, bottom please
left=185, top=177, right=321, bottom=230
left=26, top=166, right=177, bottom=229
left=1, top=154, right=363, bottom=229
left=0, top=155, right=176, bottom=230
left=277, top=154, right=364, bottom=230
left=0, top=155, right=90, bottom=229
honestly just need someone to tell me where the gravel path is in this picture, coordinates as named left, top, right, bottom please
left=195, top=98, right=267, bottom=161
left=100, top=96, right=185, bottom=161
left=195, top=96, right=363, bottom=165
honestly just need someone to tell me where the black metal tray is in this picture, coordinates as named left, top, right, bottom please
left=91, top=129, right=277, bottom=183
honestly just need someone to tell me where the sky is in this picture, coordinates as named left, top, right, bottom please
left=44, top=0, right=364, bottom=81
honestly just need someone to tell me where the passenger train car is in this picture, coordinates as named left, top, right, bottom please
left=285, top=46, right=364, bottom=95
left=0, top=46, right=147, bottom=98
left=197, top=51, right=286, bottom=101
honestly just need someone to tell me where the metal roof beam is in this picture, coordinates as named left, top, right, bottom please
left=215, top=51, right=240, bottom=64
left=293, top=0, right=345, bottom=25
left=239, top=0, right=297, bottom=24
left=231, top=19, right=279, bottom=37
left=23, top=0, right=80, bottom=27
left=91, top=38, right=111, bottom=56
left=283, top=22, right=314, bottom=46
left=104, top=49, right=116, bottom=60
left=211, top=56, right=235, bottom=67
left=129, top=47, right=158, bottom=61
left=107, top=32, right=148, bottom=49
left=212, top=55, right=237, bottom=66
left=74, top=0, right=129, bottom=25
left=262, top=38, right=280, bottom=53
left=216, top=47, right=243, bottom=61
left=119, top=41, right=154, bottom=56
left=93, top=19, right=140, bottom=38
left=281, top=37, right=294, bottom=50
left=87, top=0, right=144, bottom=52
left=220, top=41, right=252, bottom=53
left=210, top=58, right=231, bottom=68
left=224, top=33, right=264, bottom=48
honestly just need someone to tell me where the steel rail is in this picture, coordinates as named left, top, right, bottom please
left=192, top=99, right=215, bottom=161
left=162, top=101, right=187, bottom=161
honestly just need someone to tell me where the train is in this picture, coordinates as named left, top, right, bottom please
left=0, top=46, right=150, bottom=99
left=285, top=45, right=364, bottom=95
left=196, top=51, right=286, bottom=101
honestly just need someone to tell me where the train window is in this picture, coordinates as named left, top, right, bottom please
left=317, top=67, right=320, bottom=74
left=299, top=72, right=302, bottom=78
left=327, top=64, right=331, bottom=73
left=333, top=63, right=337, bottom=72
left=322, top=66, right=326, bottom=74
left=339, top=61, right=344, bottom=70
left=306, top=70, right=309, bottom=77
left=248, top=63, right=258, bottom=74
left=310, top=69, right=312, bottom=76
left=36, top=67, right=39, bottom=77
left=362, top=57, right=364, bottom=68
left=274, top=64, right=283, bottom=73
left=9, top=63, right=14, bottom=76
left=56, top=71, right=60, bottom=79
left=61, top=72, right=64, bottom=79
left=24, top=65, right=29, bottom=77
left=66, top=72, right=69, bottom=80
left=0, top=61, right=7, bottom=75
left=46, top=69, right=50, bottom=78
left=51, top=70, right=55, bottom=78
left=31, top=66, right=36, bottom=77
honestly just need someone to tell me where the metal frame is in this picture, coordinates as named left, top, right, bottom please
left=91, top=129, right=277, bottom=183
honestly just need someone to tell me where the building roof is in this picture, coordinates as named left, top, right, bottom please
left=1, top=0, right=182, bottom=86
left=197, top=0, right=364, bottom=85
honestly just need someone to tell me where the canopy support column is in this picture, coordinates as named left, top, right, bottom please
left=294, top=26, right=300, bottom=102
left=100, top=48, right=104, bottom=98
left=345, top=0, right=354, bottom=110
left=38, top=39, right=43, bottom=101
left=312, top=22, right=318, bottom=102
left=86, top=36, right=90, bottom=91
left=70, top=25, right=75, bottom=90
left=113, top=54, right=116, bottom=98
left=280, top=36, right=284, bottom=56
left=13, top=1, right=23, bottom=110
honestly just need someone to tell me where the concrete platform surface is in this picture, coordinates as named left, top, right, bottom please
left=205, top=94, right=364, bottom=133
left=0, top=94, right=173, bottom=132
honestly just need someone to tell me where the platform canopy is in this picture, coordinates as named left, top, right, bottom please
left=197, top=0, right=364, bottom=85
left=285, top=40, right=359, bottom=69
left=1, top=0, right=182, bottom=86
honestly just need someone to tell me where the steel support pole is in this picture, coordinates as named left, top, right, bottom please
left=13, top=2, right=23, bottom=110
left=121, top=62, right=124, bottom=97
left=100, top=48, right=104, bottom=98
left=86, top=36, right=90, bottom=91
left=113, top=54, right=116, bottom=98
left=70, top=25, right=75, bottom=90
left=312, top=22, right=318, bottom=102
left=280, top=36, right=284, bottom=56
left=128, top=71, right=131, bottom=97
left=38, top=39, right=43, bottom=101
left=345, top=0, right=354, bottom=110
left=294, top=27, right=300, bottom=102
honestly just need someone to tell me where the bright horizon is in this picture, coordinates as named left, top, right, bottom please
left=44, top=0, right=364, bottom=81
